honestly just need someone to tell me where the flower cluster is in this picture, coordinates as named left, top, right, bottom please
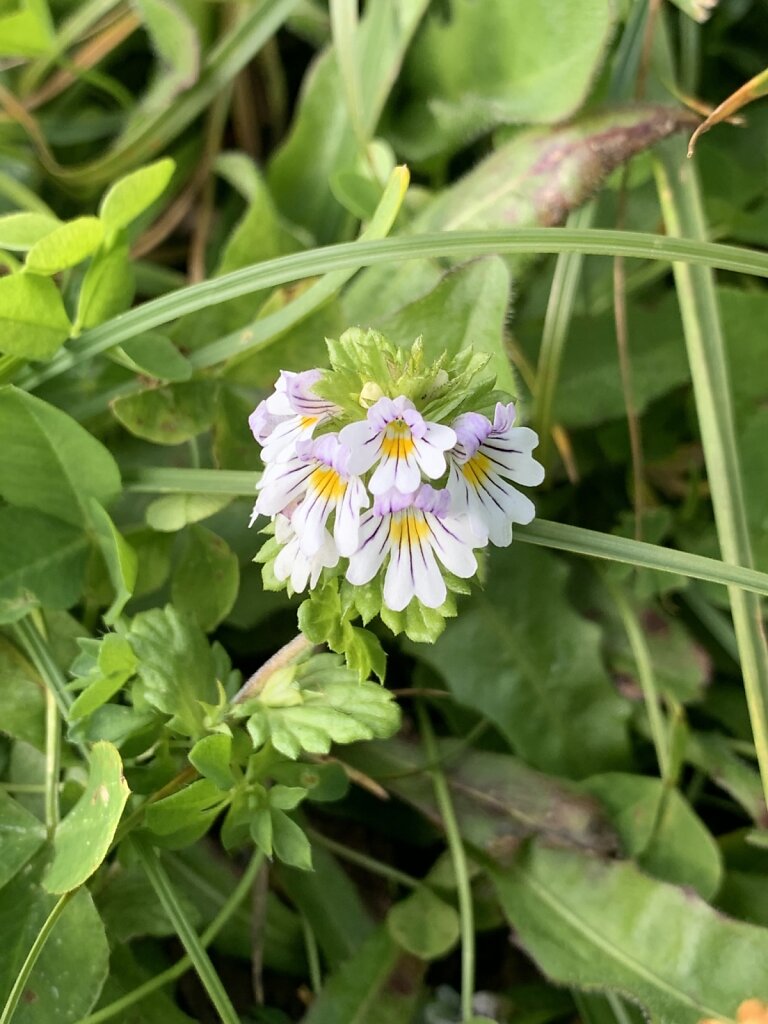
left=249, top=331, right=544, bottom=625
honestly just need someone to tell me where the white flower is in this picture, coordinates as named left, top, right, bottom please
left=273, top=512, right=339, bottom=593
left=252, top=434, right=368, bottom=558
left=346, top=485, right=481, bottom=612
left=249, top=369, right=338, bottom=464
left=446, top=402, right=544, bottom=547
left=339, top=396, right=456, bottom=496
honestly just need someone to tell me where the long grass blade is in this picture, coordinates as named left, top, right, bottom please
left=16, top=228, right=768, bottom=391
left=654, top=137, right=768, bottom=807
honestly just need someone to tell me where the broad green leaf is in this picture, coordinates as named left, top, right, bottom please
left=300, top=926, right=425, bottom=1023
left=0, top=790, right=46, bottom=891
left=278, top=844, right=373, bottom=967
left=0, top=635, right=45, bottom=747
left=347, top=105, right=697, bottom=323
left=111, top=380, right=217, bottom=445
left=0, top=387, right=121, bottom=527
left=188, top=733, right=235, bottom=790
left=491, top=841, right=768, bottom=1024
left=144, top=779, right=228, bottom=837
left=0, top=507, right=89, bottom=621
left=387, top=887, right=459, bottom=960
left=99, top=158, right=176, bottom=233
left=417, top=545, right=631, bottom=777
left=268, top=0, right=429, bottom=242
left=0, top=859, right=109, bottom=1023
left=44, top=742, right=130, bottom=893
left=134, top=0, right=199, bottom=111
left=0, top=212, right=60, bottom=250
left=25, top=216, right=104, bottom=274
left=128, top=605, right=218, bottom=736
left=126, top=526, right=174, bottom=597
left=170, top=525, right=239, bottom=631
left=418, top=105, right=697, bottom=234
left=212, top=386, right=263, bottom=471
left=96, top=863, right=202, bottom=943
left=90, top=944, right=196, bottom=1024
left=75, top=242, right=135, bottom=330
left=345, top=738, right=619, bottom=859
left=119, top=332, right=192, bottom=382
left=397, top=0, right=616, bottom=160
left=89, top=501, right=138, bottom=625
left=145, top=493, right=233, bottom=532
left=0, top=274, right=71, bottom=359
left=377, top=257, right=515, bottom=395
left=582, top=774, right=722, bottom=899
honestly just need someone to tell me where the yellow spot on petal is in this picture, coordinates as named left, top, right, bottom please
left=461, top=452, right=491, bottom=488
left=389, top=509, right=430, bottom=547
left=309, top=466, right=346, bottom=501
left=300, top=416, right=319, bottom=429
left=381, top=420, right=415, bottom=461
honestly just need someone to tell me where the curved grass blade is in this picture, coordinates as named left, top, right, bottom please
left=16, top=228, right=768, bottom=392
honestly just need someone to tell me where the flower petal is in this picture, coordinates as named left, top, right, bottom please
left=346, top=513, right=389, bottom=585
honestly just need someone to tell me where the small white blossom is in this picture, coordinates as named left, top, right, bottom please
left=339, top=396, right=456, bottom=496
left=346, top=485, right=481, bottom=611
left=253, top=434, right=367, bottom=558
left=447, top=402, right=544, bottom=547
left=249, top=369, right=338, bottom=464
left=273, top=512, right=339, bottom=593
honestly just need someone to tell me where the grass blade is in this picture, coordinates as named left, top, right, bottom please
left=15, top=227, right=768, bottom=391
left=122, top=469, right=768, bottom=597
left=654, top=136, right=768, bottom=807
left=133, top=837, right=240, bottom=1024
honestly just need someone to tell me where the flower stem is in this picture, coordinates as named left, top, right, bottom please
left=605, top=577, right=670, bottom=781
left=300, top=913, right=323, bottom=995
left=132, top=837, right=240, bottom=1024
left=417, top=702, right=475, bottom=1022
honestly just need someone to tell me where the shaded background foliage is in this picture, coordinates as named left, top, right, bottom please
left=2, top=0, right=768, bottom=1022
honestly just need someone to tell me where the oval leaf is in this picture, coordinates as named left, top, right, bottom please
left=0, top=387, right=121, bottom=527
left=25, top=216, right=104, bottom=274
left=491, top=842, right=768, bottom=1024
left=44, top=742, right=130, bottom=893
left=0, top=212, right=60, bottom=251
left=99, top=158, right=176, bottom=233
left=0, top=274, right=71, bottom=359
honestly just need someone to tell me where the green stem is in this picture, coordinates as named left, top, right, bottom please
left=0, top=892, right=75, bottom=1024
left=77, top=851, right=263, bottom=1024
left=300, top=913, right=323, bottom=995
left=606, top=578, right=670, bottom=780
left=307, top=828, right=420, bottom=889
left=15, top=228, right=768, bottom=391
left=44, top=687, right=60, bottom=837
left=12, top=617, right=72, bottom=717
left=132, top=837, right=240, bottom=1024
left=683, top=586, right=739, bottom=662
left=417, top=703, right=474, bottom=1023
left=534, top=202, right=595, bottom=466
left=654, top=139, right=768, bottom=810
